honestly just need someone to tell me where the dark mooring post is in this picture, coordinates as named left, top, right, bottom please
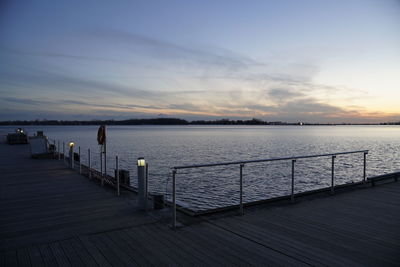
left=239, top=163, right=244, bottom=215
left=291, top=159, right=296, bottom=203
left=331, top=155, right=336, bottom=195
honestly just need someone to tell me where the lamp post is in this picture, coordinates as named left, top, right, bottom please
left=69, top=142, right=75, bottom=169
left=137, top=157, right=147, bottom=210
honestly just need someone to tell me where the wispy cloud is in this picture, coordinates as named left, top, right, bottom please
left=86, top=28, right=260, bottom=71
left=1, top=27, right=398, bottom=123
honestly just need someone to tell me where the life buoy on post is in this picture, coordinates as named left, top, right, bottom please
left=97, top=125, right=106, bottom=145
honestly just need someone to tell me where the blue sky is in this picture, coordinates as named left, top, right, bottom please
left=1, top=0, right=399, bottom=122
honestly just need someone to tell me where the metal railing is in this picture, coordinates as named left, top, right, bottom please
left=170, top=149, right=369, bottom=228
left=51, top=138, right=123, bottom=196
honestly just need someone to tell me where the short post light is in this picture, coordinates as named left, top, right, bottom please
left=137, top=157, right=147, bottom=210
left=69, top=142, right=75, bottom=169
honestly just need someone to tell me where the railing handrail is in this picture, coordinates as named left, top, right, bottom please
left=172, top=150, right=369, bottom=170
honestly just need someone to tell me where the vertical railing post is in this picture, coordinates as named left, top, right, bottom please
left=363, top=152, right=367, bottom=182
left=53, top=140, right=56, bottom=157
left=100, top=148, right=104, bottom=187
left=79, top=146, right=81, bottom=174
left=88, top=149, right=91, bottom=179
left=291, top=159, right=296, bottom=203
left=58, top=140, right=60, bottom=160
left=331, top=155, right=336, bottom=194
left=172, top=169, right=177, bottom=229
left=239, top=163, right=244, bottom=215
left=63, top=142, right=65, bottom=164
left=104, top=126, right=107, bottom=183
left=146, top=163, right=149, bottom=211
left=116, top=156, right=120, bottom=196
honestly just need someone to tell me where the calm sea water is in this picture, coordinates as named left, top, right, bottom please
left=1, top=125, right=399, bottom=211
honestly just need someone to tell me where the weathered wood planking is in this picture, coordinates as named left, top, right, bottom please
left=0, top=136, right=399, bottom=266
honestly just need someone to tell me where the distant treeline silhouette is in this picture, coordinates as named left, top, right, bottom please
left=0, top=118, right=398, bottom=126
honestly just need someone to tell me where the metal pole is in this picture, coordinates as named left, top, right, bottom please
left=58, top=140, right=60, bottom=160
left=100, top=147, right=104, bottom=187
left=146, top=162, right=149, bottom=210
left=172, top=169, right=176, bottom=229
left=291, top=159, right=296, bottom=203
left=116, top=156, right=120, bottom=196
left=331, top=155, right=336, bottom=194
left=104, top=126, right=107, bottom=180
left=88, top=148, right=91, bottom=179
left=363, top=152, right=367, bottom=182
left=63, top=142, right=65, bottom=164
left=240, top=163, right=244, bottom=215
left=69, top=144, right=74, bottom=169
left=79, top=146, right=81, bottom=174
left=53, top=140, right=56, bottom=157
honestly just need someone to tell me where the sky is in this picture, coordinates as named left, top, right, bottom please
left=0, top=0, right=399, bottom=123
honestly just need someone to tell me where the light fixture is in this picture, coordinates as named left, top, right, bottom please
left=137, top=157, right=146, bottom=167
left=69, top=142, right=75, bottom=148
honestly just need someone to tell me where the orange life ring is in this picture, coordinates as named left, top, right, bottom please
left=97, top=125, right=106, bottom=145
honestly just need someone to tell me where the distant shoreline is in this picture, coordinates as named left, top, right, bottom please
left=0, top=118, right=399, bottom=126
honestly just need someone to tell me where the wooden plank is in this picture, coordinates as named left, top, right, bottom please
left=38, top=244, right=57, bottom=267
left=59, top=239, right=85, bottom=267
left=78, top=236, right=111, bottom=267
left=27, top=247, right=44, bottom=267
left=147, top=224, right=214, bottom=266
left=111, top=230, right=158, bottom=267
left=49, top=242, right=70, bottom=267
left=16, top=248, right=31, bottom=267
left=69, top=238, right=98, bottom=267
left=3, top=250, right=17, bottom=267
left=0, top=252, right=5, bottom=267
left=98, top=234, right=140, bottom=266
left=214, top=216, right=350, bottom=266
left=200, top=222, right=307, bottom=266
left=140, top=225, right=201, bottom=265
left=123, top=227, right=178, bottom=266
left=87, top=235, right=125, bottom=267
left=177, top=224, right=252, bottom=266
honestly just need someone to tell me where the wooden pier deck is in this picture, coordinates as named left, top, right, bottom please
left=1, top=138, right=399, bottom=266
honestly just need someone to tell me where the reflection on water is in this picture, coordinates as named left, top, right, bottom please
left=1, top=125, right=399, bottom=211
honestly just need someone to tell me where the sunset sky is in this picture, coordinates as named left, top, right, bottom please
left=1, top=0, right=399, bottom=123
